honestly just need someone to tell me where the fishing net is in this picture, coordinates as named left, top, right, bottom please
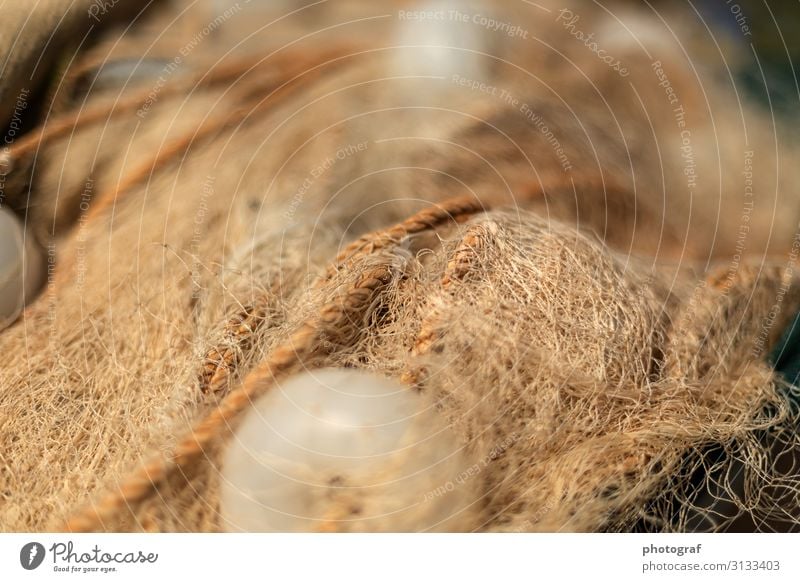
left=1, top=0, right=799, bottom=532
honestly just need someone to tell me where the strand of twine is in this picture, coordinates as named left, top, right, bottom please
left=401, top=221, right=496, bottom=386
left=323, top=197, right=490, bottom=280
left=198, top=295, right=273, bottom=396
left=62, top=193, right=494, bottom=532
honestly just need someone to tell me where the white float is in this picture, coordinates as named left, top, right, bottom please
left=220, top=368, right=476, bottom=532
left=392, top=0, right=495, bottom=81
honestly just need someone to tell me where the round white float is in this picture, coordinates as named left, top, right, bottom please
left=220, top=368, right=476, bottom=532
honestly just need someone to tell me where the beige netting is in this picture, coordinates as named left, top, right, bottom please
left=1, top=0, right=800, bottom=532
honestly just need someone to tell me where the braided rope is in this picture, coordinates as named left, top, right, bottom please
left=198, top=297, right=273, bottom=396
left=402, top=221, right=495, bottom=386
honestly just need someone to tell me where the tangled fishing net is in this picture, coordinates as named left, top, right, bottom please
left=1, top=0, right=799, bottom=532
